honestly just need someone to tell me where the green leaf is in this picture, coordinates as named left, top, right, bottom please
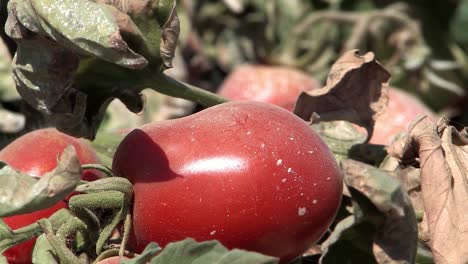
left=121, top=242, right=161, bottom=264
left=320, top=216, right=377, bottom=264
left=4, top=0, right=180, bottom=139
left=32, top=233, right=59, bottom=264
left=149, top=238, right=278, bottom=264
left=320, top=160, right=418, bottom=264
left=452, top=0, right=468, bottom=47
left=8, top=0, right=148, bottom=68
left=311, top=121, right=366, bottom=162
left=0, top=37, right=18, bottom=100
left=0, top=208, right=73, bottom=255
left=0, top=146, right=82, bottom=217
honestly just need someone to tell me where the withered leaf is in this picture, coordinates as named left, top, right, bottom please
left=160, top=1, right=180, bottom=68
left=388, top=117, right=468, bottom=264
left=0, top=146, right=82, bottom=217
left=294, top=50, right=390, bottom=142
left=321, top=159, right=418, bottom=264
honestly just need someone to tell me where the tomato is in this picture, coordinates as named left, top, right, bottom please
left=95, top=256, right=129, bottom=264
left=113, top=101, right=342, bottom=262
left=220, top=66, right=436, bottom=146
left=217, top=64, right=319, bottom=111
left=0, top=128, right=102, bottom=264
left=369, top=88, right=437, bottom=145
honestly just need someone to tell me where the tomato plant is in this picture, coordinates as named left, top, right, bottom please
left=0, top=128, right=101, bottom=264
left=217, top=65, right=319, bottom=111
left=113, top=101, right=342, bottom=262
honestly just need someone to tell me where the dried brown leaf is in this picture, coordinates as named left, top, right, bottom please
left=388, top=117, right=468, bottom=264
left=293, top=50, right=390, bottom=141
left=160, top=2, right=180, bottom=68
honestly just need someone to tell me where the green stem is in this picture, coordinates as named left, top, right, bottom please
left=38, top=219, right=85, bottom=264
left=0, top=209, right=72, bottom=253
left=0, top=222, right=42, bottom=252
left=144, top=73, right=229, bottom=107
left=81, top=164, right=114, bottom=178
left=120, top=211, right=132, bottom=257
left=93, top=248, right=136, bottom=263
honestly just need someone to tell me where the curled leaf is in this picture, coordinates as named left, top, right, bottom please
left=293, top=50, right=390, bottom=141
left=388, top=117, right=468, bottom=264
left=160, top=1, right=180, bottom=68
left=0, top=146, right=82, bottom=217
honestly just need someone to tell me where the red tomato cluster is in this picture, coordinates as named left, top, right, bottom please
left=1, top=102, right=343, bottom=263
left=218, top=65, right=437, bottom=145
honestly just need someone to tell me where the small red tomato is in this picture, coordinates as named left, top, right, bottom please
left=370, top=88, right=437, bottom=145
left=218, top=64, right=319, bottom=111
left=113, top=101, right=342, bottom=262
left=0, top=128, right=101, bottom=264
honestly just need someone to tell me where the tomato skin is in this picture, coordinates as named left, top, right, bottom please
left=0, top=128, right=101, bottom=264
left=218, top=65, right=319, bottom=111
left=113, top=101, right=342, bottom=261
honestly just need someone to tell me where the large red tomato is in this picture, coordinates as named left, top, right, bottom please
left=217, top=64, right=319, bottom=111
left=113, top=101, right=342, bottom=262
left=0, top=128, right=101, bottom=264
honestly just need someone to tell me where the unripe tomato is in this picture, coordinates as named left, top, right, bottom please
left=217, top=64, right=319, bottom=111
left=0, top=128, right=101, bottom=264
left=113, top=101, right=342, bottom=262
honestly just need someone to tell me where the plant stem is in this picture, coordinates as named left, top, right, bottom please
left=145, top=73, right=229, bottom=107
left=0, top=222, right=42, bottom=252
left=82, top=164, right=114, bottom=178
left=0, top=209, right=72, bottom=252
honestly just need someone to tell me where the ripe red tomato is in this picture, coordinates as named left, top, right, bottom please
left=217, top=64, right=319, bottom=111
left=0, top=128, right=102, bottom=264
left=220, top=67, right=436, bottom=146
left=113, top=101, right=342, bottom=262
left=95, top=256, right=129, bottom=264
left=369, top=88, right=437, bottom=145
